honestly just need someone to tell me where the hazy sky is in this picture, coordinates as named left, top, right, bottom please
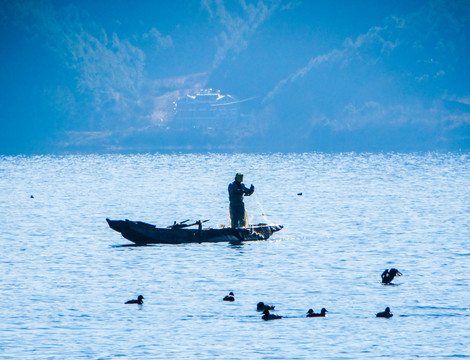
left=1, top=0, right=469, bottom=153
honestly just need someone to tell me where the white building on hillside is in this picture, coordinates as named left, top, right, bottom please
left=173, top=89, right=239, bottom=130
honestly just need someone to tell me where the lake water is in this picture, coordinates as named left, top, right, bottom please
left=1, top=152, right=469, bottom=359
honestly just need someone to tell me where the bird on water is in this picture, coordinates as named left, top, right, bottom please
left=223, top=292, right=235, bottom=302
left=125, top=295, right=144, bottom=304
left=306, top=308, right=328, bottom=317
left=262, top=309, right=282, bottom=321
left=257, top=302, right=275, bottom=311
left=376, top=307, right=393, bottom=318
left=381, top=268, right=402, bottom=284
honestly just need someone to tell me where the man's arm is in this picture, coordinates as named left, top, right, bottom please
left=242, top=184, right=255, bottom=196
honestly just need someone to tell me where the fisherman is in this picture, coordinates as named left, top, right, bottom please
left=228, top=173, right=254, bottom=228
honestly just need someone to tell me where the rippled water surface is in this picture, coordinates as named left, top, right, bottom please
left=1, top=153, right=469, bottom=359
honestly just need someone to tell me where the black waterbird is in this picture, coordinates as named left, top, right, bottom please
left=125, top=295, right=144, bottom=305
left=381, top=268, right=402, bottom=284
left=257, top=302, right=275, bottom=311
left=223, top=292, right=235, bottom=302
left=306, top=308, right=328, bottom=317
left=376, top=307, right=393, bottom=318
left=262, top=309, right=282, bottom=321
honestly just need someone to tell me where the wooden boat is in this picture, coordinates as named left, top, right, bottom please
left=106, top=218, right=283, bottom=245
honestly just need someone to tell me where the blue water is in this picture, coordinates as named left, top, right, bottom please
left=1, top=153, right=469, bottom=359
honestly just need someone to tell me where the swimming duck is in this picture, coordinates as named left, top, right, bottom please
left=376, top=307, right=393, bottom=318
left=125, top=295, right=144, bottom=305
left=223, top=292, right=235, bottom=302
left=257, top=302, right=275, bottom=311
left=306, top=308, right=328, bottom=317
left=262, top=309, right=282, bottom=321
left=381, top=268, right=402, bottom=284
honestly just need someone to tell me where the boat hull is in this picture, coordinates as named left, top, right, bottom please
left=106, top=219, right=283, bottom=245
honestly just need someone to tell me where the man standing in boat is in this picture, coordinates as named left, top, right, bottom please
left=228, top=173, right=254, bottom=228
